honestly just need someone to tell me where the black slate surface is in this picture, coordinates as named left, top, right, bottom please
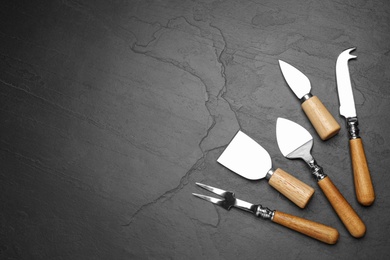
left=1, top=0, right=390, bottom=259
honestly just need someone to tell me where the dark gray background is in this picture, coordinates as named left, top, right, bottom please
left=1, top=0, right=389, bottom=259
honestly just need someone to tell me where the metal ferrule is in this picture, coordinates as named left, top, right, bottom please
left=307, top=159, right=327, bottom=181
left=254, top=205, right=275, bottom=220
left=265, top=169, right=274, bottom=180
left=346, top=117, right=360, bottom=139
left=300, top=93, right=313, bottom=103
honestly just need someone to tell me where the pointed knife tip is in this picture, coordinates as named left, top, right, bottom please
left=276, top=117, right=281, bottom=125
left=276, top=117, right=287, bottom=124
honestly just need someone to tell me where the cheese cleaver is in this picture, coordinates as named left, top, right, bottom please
left=276, top=117, right=366, bottom=238
left=279, top=60, right=340, bottom=140
left=336, top=47, right=375, bottom=206
left=217, top=130, right=314, bottom=208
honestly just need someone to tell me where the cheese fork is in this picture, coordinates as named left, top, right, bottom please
left=193, top=183, right=339, bottom=244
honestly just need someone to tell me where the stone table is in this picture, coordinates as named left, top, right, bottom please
left=1, top=0, right=390, bottom=259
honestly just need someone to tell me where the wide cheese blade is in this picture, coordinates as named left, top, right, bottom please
left=276, top=118, right=313, bottom=158
left=217, top=131, right=272, bottom=180
left=279, top=60, right=311, bottom=99
left=336, top=47, right=357, bottom=118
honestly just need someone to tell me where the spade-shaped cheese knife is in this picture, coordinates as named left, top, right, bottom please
left=217, top=130, right=314, bottom=208
left=279, top=60, right=341, bottom=140
left=336, top=47, right=375, bottom=206
left=276, top=118, right=366, bottom=238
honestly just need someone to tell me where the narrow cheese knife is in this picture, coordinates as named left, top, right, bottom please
left=217, top=130, right=314, bottom=208
left=279, top=60, right=340, bottom=140
left=336, top=47, right=375, bottom=206
left=276, top=117, right=366, bottom=238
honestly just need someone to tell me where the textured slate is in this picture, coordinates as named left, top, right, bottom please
left=1, top=0, right=390, bottom=259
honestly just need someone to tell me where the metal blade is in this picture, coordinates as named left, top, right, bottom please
left=217, top=131, right=272, bottom=180
left=336, top=47, right=357, bottom=118
left=276, top=118, right=313, bottom=159
left=279, top=60, right=311, bottom=99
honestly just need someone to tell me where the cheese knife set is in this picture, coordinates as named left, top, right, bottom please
left=192, top=47, right=375, bottom=244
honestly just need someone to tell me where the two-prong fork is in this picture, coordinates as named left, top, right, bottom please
left=193, top=182, right=339, bottom=245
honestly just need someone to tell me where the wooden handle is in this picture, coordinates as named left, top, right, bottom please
left=268, top=168, right=315, bottom=208
left=272, top=211, right=339, bottom=244
left=318, top=176, right=366, bottom=238
left=350, top=138, right=375, bottom=206
left=301, top=96, right=340, bottom=140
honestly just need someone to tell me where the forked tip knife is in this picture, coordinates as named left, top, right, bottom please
left=335, top=47, right=375, bottom=206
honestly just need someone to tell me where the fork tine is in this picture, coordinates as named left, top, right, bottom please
left=192, top=193, right=224, bottom=206
left=195, top=182, right=228, bottom=197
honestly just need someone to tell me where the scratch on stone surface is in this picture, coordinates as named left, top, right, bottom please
left=188, top=218, right=222, bottom=259
left=118, top=14, right=241, bottom=227
left=0, top=76, right=187, bottom=169
left=62, top=0, right=86, bottom=12
left=0, top=32, right=72, bottom=60
left=189, top=216, right=219, bottom=229
left=209, top=22, right=243, bottom=130
left=1, top=140, right=81, bottom=188
left=126, top=16, right=164, bottom=48
left=0, top=140, right=133, bottom=207
left=63, top=0, right=140, bottom=48
left=0, top=106, right=89, bottom=157
left=122, top=155, right=203, bottom=227
left=129, top=49, right=218, bottom=136
left=122, top=25, right=234, bottom=227
left=129, top=28, right=220, bottom=150
left=124, top=15, right=216, bottom=52
left=209, top=23, right=227, bottom=97
left=122, top=144, right=225, bottom=227
left=1, top=54, right=185, bottom=161
left=198, top=115, right=217, bottom=150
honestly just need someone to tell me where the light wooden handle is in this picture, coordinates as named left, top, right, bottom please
left=350, top=138, right=375, bottom=206
left=301, top=96, right=340, bottom=140
left=318, top=176, right=366, bottom=238
left=268, top=168, right=315, bottom=208
left=272, top=211, right=339, bottom=244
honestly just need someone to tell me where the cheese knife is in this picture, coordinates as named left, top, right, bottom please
left=276, top=117, right=366, bottom=238
left=335, top=47, right=375, bottom=206
left=217, top=130, right=314, bottom=208
left=279, top=60, right=341, bottom=140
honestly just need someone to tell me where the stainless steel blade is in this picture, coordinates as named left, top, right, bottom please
left=276, top=118, right=313, bottom=162
left=217, top=130, right=272, bottom=180
left=279, top=60, right=311, bottom=99
left=336, top=47, right=357, bottom=118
